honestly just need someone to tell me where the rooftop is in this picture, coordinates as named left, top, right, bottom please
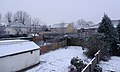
left=51, top=23, right=69, bottom=28
left=0, top=40, right=39, bottom=58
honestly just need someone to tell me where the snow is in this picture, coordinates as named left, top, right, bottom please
left=0, top=40, right=40, bottom=57
left=26, top=46, right=90, bottom=72
left=99, top=56, right=120, bottom=72
left=75, top=19, right=120, bottom=29
left=51, top=23, right=69, bottom=28
left=28, top=34, right=39, bottom=37
left=0, top=22, right=7, bottom=26
left=8, top=22, right=27, bottom=27
left=111, top=20, right=120, bottom=28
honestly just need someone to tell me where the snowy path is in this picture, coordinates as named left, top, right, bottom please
left=99, top=56, right=120, bottom=72
left=26, top=46, right=90, bottom=72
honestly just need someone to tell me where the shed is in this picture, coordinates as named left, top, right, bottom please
left=0, top=40, right=40, bottom=72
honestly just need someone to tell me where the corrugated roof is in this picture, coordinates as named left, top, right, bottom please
left=0, top=40, right=40, bottom=57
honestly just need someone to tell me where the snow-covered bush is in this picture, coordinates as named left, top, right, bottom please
left=70, top=57, right=86, bottom=72
left=85, top=33, right=109, bottom=58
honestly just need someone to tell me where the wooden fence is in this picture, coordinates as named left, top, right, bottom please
left=82, top=50, right=102, bottom=72
left=39, top=38, right=102, bottom=72
left=40, top=40, right=67, bottom=55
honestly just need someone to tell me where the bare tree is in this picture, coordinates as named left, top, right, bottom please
left=87, top=21, right=94, bottom=26
left=32, top=18, right=40, bottom=36
left=42, top=25, right=48, bottom=31
left=26, top=17, right=32, bottom=34
left=14, top=10, right=30, bottom=25
left=13, top=11, right=31, bottom=35
left=76, top=19, right=94, bottom=28
left=14, top=27, right=22, bottom=36
left=41, top=22, right=48, bottom=31
left=4, top=12, right=13, bottom=24
left=76, top=19, right=87, bottom=26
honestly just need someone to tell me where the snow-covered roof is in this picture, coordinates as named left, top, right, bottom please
left=75, top=23, right=90, bottom=29
left=51, top=23, right=69, bottom=28
left=75, top=19, right=120, bottom=29
left=89, top=24, right=99, bottom=29
left=0, top=40, right=40, bottom=58
left=8, top=22, right=27, bottom=27
left=112, top=20, right=120, bottom=28
left=81, top=20, right=120, bottom=29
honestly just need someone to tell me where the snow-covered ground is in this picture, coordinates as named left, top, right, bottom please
left=99, top=56, right=120, bottom=72
left=26, top=46, right=90, bottom=72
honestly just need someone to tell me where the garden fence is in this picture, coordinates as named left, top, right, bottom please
left=40, top=40, right=67, bottom=55
left=82, top=50, right=102, bottom=72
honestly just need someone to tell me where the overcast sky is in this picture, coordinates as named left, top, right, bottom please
left=0, top=0, right=120, bottom=24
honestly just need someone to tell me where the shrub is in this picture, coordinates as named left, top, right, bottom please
left=70, top=57, right=86, bottom=72
left=85, top=33, right=109, bottom=58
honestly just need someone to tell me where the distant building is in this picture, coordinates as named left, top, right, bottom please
left=0, top=40, right=40, bottom=72
left=111, top=20, right=120, bottom=27
left=5, top=22, right=27, bottom=35
left=77, top=20, right=120, bottom=38
left=50, top=23, right=74, bottom=33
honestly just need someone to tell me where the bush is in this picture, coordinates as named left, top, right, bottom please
left=70, top=57, right=86, bottom=72
left=85, top=33, right=109, bottom=58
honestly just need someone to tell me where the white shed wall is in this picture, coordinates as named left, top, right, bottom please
left=0, top=50, right=40, bottom=72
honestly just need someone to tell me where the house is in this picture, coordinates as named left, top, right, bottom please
left=0, top=40, right=40, bottom=72
left=5, top=22, right=27, bottom=35
left=77, top=20, right=120, bottom=38
left=78, top=28, right=97, bottom=38
left=50, top=23, right=74, bottom=33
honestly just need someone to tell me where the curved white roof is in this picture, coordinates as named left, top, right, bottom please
left=0, top=40, right=40, bottom=58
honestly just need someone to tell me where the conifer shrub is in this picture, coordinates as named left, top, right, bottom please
left=85, top=33, right=109, bottom=58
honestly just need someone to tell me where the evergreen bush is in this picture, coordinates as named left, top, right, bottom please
left=85, top=33, right=109, bottom=58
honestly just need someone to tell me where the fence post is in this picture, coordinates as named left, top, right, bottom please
left=96, top=54, right=99, bottom=64
left=89, top=62, right=92, bottom=72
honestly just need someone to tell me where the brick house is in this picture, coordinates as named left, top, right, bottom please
left=50, top=23, right=74, bottom=33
